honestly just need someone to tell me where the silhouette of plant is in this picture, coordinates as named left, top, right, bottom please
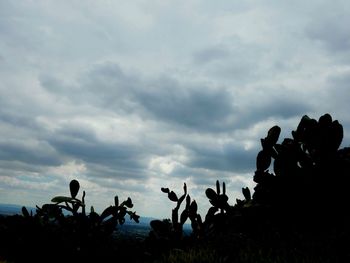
left=50, top=179, right=86, bottom=215
left=202, top=180, right=247, bottom=238
left=34, top=179, right=86, bottom=223
left=37, top=179, right=140, bottom=235
left=205, top=180, right=230, bottom=220
left=150, top=183, right=203, bottom=242
left=251, top=113, right=350, bottom=234
left=0, top=179, right=140, bottom=262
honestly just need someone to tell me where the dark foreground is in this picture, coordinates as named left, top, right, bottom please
left=1, top=212, right=349, bottom=263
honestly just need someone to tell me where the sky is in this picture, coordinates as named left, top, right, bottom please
left=1, top=0, right=350, bottom=219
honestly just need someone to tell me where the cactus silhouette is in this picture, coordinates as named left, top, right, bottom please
left=33, top=180, right=140, bottom=241
left=205, top=180, right=231, bottom=221
left=150, top=183, right=203, bottom=241
left=252, top=113, right=350, bottom=233
left=46, top=179, right=86, bottom=217
left=0, top=179, right=141, bottom=262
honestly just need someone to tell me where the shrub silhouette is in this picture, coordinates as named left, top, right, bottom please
left=0, top=179, right=140, bottom=262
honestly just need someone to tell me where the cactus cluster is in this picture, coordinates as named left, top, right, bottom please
left=151, top=180, right=242, bottom=242
left=1, top=179, right=141, bottom=262
left=34, top=179, right=86, bottom=222
left=252, top=114, right=350, bottom=231
left=150, top=183, right=203, bottom=241
left=205, top=180, right=230, bottom=221
left=33, top=179, right=139, bottom=236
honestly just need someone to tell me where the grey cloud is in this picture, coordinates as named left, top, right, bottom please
left=41, top=61, right=312, bottom=137
left=306, top=12, right=350, bottom=54
left=50, top=137, right=142, bottom=167
left=39, top=75, right=74, bottom=96
left=46, top=124, right=149, bottom=179
left=81, top=63, right=141, bottom=112
left=324, top=71, right=350, bottom=145
left=254, top=99, right=312, bottom=120
left=0, top=160, right=47, bottom=175
left=38, top=61, right=313, bottom=184
left=82, top=62, right=135, bottom=94
left=259, top=88, right=313, bottom=115
left=39, top=63, right=141, bottom=113
left=42, top=62, right=236, bottom=132
left=324, top=71, right=350, bottom=119
left=87, top=174, right=148, bottom=193
left=84, top=162, right=147, bottom=181
left=90, top=64, right=239, bottom=132
left=223, top=97, right=313, bottom=133
left=190, top=173, right=224, bottom=187
left=193, top=46, right=231, bottom=64
left=137, top=80, right=235, bottom=130
left=191, top=39, right=267, bottom=84
left=0, top=140, right=62, bottom=167
left=0, top=109, right=40, bottom=130
left=327, top=71, right=350, bottom=97
left=186, top=143, right=256, bottom=173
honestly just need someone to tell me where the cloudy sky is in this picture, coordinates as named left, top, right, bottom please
left=1, top=0, right=350, bottom=219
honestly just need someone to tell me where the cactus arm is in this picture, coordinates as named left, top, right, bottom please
left=82, top=191, right=86, bottom=216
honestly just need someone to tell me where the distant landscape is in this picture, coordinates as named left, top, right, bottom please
left=0, top=203, right=192, bottom=239
left=0, top=204, right=31, bottom=216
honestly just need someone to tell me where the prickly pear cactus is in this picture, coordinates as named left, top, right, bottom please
left=205, top=180, right=230, bottom=221
left=151, top=183, right=203, bottom=241
left=251, top=114, right=350, bottom=231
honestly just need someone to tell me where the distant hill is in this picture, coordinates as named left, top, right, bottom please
left=0, top=204, right=153, bottom=221
left=0, top=204, right=191, bottom=235
left=0, top=204, right=26, bottom=216
left=0, top=204, right=38, bottom=216
left=0, top=203, right=194, bottom=241
left=0, top=203, right=156, bottom=224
